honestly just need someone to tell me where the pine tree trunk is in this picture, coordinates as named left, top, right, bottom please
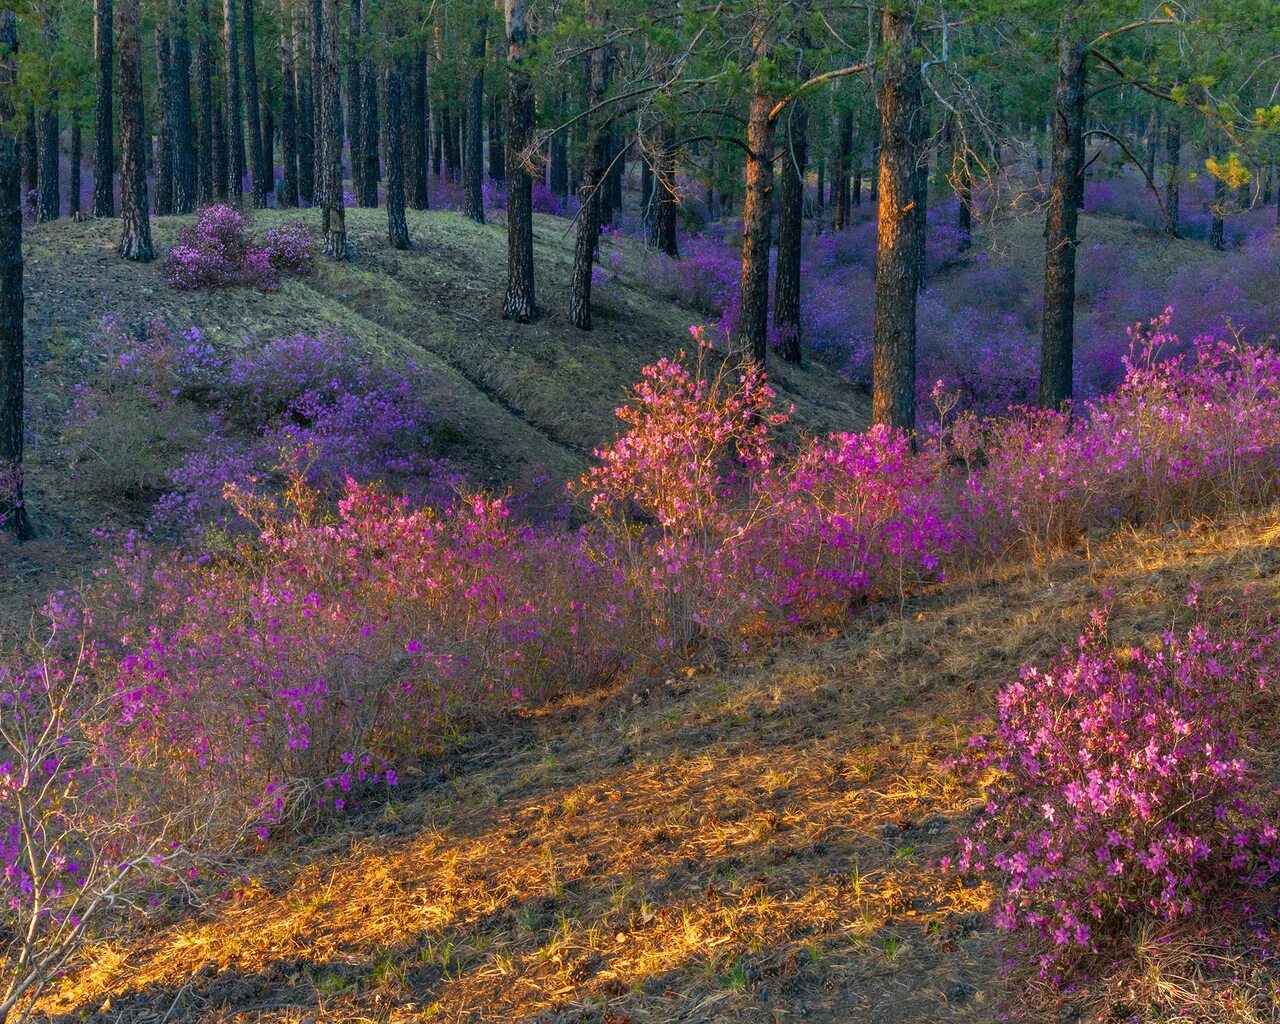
left=463, top=14, right=487, bottom=223
left=276, top=0, right=298, bottom=205
left=243, top=0, right=266, bottom=206
left=872, top=2, right=922, bottom=432
left=116, top=0, right=153, bottom=260
left=656, top=130, right=678, bottom=258
left=170, top=0, right=196, bottom=212
left=213, top=93, right=228, bottom=198
left=346, top=0, right=362, bottom=202
left=834, top=110, right=852, bottom=230
left=502, top=0, right=536, bottom=322
left=358, top=7, right=378, bottom=208
left=93, top=0, right=115, bottom=216
left=0, top=10, right=30, bottom=539
left=384, top=65, right=410, bottom=249
left=409, top=53, right=428, bottom=208
left=36, top=105, right=59, bottom=222
left=154, top=24, right=174, bottom=216
left=293, top=0, right=314, bottom=203
left=69, top=114, right=82, bottom=216
left=223, top=0, right=245, bottom=203
left=196, top=0, right=215, bottom=203
left=1038, top=35, right=1085, bottom=411
left=21, top=113, right=35, bottom=197
left=774, top=101, right=807, bottom=364
left=318, top=0, right=345, bottom=258
left=734, top=87, right=775, bottom=364
left=263, top=79, right=274, bottom=195
left=1164, top=118, right=1179, bottom=238
left=309, top=0, right=322, bottom=195
left=569, top=1, right=606, bottom=331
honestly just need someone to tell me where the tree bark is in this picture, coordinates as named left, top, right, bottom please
left=655, top=128, right=679, bottom=258
left=69, top=114, right=82, bottom=216
left=21, top=112, right=35, bottom=197
left=262, top=78, right=274, bottom=196
left=463, top=14, right=487, bottom=223
left=488, top=94, right=504, bottom=181
left=93, top=0, right=115, bottom=216
left=37, top=3, right=59, bottom=223
left=213, top=91, right=228, bottom=199
left=346, top=0, right=362, bottom=202
left=0, top=10, right=31, bottom=538
left=834, top=109, right=852, bottom=230
left=409, top=51, right=428, bottom=207
left=116, top=0, right=153, bottom=260
left=384, top=65, right=410, bottom=249
left=276, top=0, right=298, bottom=205
left=318, top=0, right=345, bottom=258
left=223, top=0, right=245, bottom=203
left=154, top=23, right=174, bottom=216
left=1038, top=35, right=1085, bottom=411
left=502, top=0, right=536, bottom=322
left=569, top=1, right=606, bottom=331
left=195, top=0, right=215, bottom=203
left=871, top=1, right=923, bottom=432
left=1164, top=117, right=1179, bottom=238
left=243, top=0, right=266, bottom=207
left=170, top=0, right=196, bottom=212
left=774, top=101, right=807, bottom=364
left=734, top=88, right=775, bottom=364
left=358, top=3, right=378, bottom=208
left=293, top=0, right=314, bottom=203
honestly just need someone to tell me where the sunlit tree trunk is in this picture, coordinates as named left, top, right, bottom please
left=319, top=0, right=345, bottom=257
left=0, top=10, right=31, bottom=539
left=871, top=1, right=922, bottom=431
left=1039, top=35, right=1085, bottom=410
left=503, top=0, right=536, bottom=322
left=117, top=0, right=153, bottom=260
left=734, top=86, right=775, bottom=364
left=93, top=0, right=115, bottom=216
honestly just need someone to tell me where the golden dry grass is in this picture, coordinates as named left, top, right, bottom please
left=32, top=508, right=1280, bottom=1024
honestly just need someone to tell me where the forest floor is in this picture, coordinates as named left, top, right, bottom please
left=13, top=206, right=1280, bottom=1022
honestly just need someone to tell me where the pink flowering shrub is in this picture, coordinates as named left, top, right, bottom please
left=952, top=613, right=1280, bottom=975
left=167, top=205, right=313, bottom=291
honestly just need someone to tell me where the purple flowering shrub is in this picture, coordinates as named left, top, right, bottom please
left=951, top=612, right=1280, bottom=975
left=167, top=205, right=314, bottom=291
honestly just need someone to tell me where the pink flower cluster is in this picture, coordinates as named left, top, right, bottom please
left=950, top=613, right=1280, bottom=974
left=167, top=205, right=314, bottom=292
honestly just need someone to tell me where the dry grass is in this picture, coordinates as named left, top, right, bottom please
left=28, top=507, right=1280, bottom=1024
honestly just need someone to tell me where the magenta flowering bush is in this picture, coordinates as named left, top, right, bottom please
left=167, top=205, right=313, bottom=292
left=952, top=613, right=1280, bottom=975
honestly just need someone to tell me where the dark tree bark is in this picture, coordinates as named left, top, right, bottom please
left=503, top=0, right=536, bottom=322
left=833, top=109, right=852, bottom=230
left=276, top=0, right=298, bottom=205
left=431, top=99, right=442, bottom=176
left=1164, top=117, right=1179, bottom=238
left=154, top=24, right=174, bottom=216
left=21, top=112, right=35, bottom=197
left=569, top=0, right=606, bottom=331
left=409, top=51, right=428, bottom=207
left=170, top=0, right=196, bottom=212
left=774, top=100, right=807, bottom=364
left=384, top=65, right=410, bottom=249
left=262, top=78, right=274, bottom=195
left=294, top=0, right=314, bottom=203
left=734, top=86, right=776, bottom=364
left=442, top=107, right=458, bottom=180
left=223, top=0, right=245, bottom=203
left=0, top=10, right=31, bottom=539
left=213, top=92, right=229, bottom=199
left=69, top=114, right=81, bottom=216
left=655, top=129, right=679, bottom=258
left=93, top=0, right=115, bottom=216
left=309, top=0, right=322, bottom=194
left=243, top=0, right=266, bottom=207
left=116, top=0, right=153, bottom=260
left=346, top=0, right=363, bottom=201
left=549, top=132, right=567, bottom=198
left=195, top=0, right=215, bottom=203
left=872, top=2, right=922, bottom=432
left=36, top=4, right=59, bottom=223
left=1038, top=35, right=1086, bottom=411
left=488, top=94, right=504, bottom=181
left=318, top=0, right=345, bottom=258
left=358, top=3, right=378, bottom=208
left=463, top=14, right=487, bottom=223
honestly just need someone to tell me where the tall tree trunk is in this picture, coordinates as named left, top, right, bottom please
left=409, top=51, right=428, bottom=207
left=154, top=23, right=174, bottom=216
left=243, top=0, right=266, bottom=206
left=872, top=1, right=922, bottom=432
left=346, top=0, right=362, bottom=202
left=384, top=65, right=410, bottom=249
left=223, top=0, right=245, bottom=203
left=116, top=0, right=153, bottom=260
left=774, top=101, right=807, bottom=364
left=1164, top=117, right=1179, bottom=238
left=655, top=129, right=679, bottom=258
left=0, top=9, right=31, bottom=538
left=37, top=3, right=59, bottom=223
left=834, top=110, right=852, bottom=230
left=442, top=108, right=458, bottom=179
left=734, top=88, right=776, bottom=364
left=21, top=113, right=35, bottom=197
left=503, top=0, right=536, bottom=322
left=1038, top=35, right=1086, bottom=411
left=463, top=14, right=487, bottom=223
left=569, top=1, right=606, bottom=331
left=170, top=0, right=196, bottom=212
left=262, top=78, right=274, bottom=195
left=277, top=0, right=298, bottom=205
left=196, top=0, right=215, bottom=203
left=69, top=114, right=81, bottom=216
left=309, top=0, right=322, bottom=195
left=488, top=94, right=503, bottom=181
left=213, top=92, right=228, bottom=198
left=293, top=0, right=314, bottom=203
left=93, top=0, right=115, bottom=216
left=358, top=6, right=378, bottom=208
left=318, top=0, right=345, bottom=258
